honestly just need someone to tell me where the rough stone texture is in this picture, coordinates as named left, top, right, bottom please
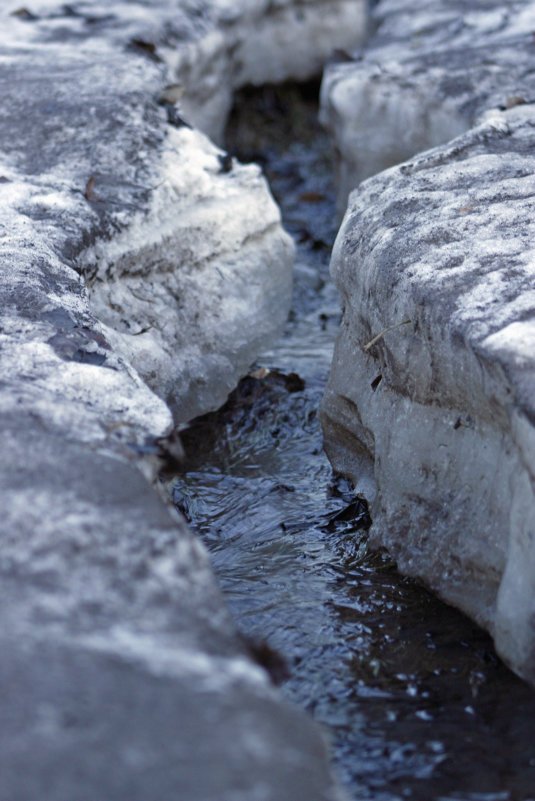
left=320, top=0, right=535, bottom=214
left=4, top=2, right=296, bottom=423
left=8, top=0, right=368, bottom=422
left=84, top=126, right=294, bottom=422
left=320, top=0, right=535, bottom=683
left=0, top=410, right=343, bottom=801
left=0, top=1, right=369, bottom=798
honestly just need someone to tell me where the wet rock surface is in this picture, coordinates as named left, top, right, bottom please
left=320, top=0, right=535, bottom=683
left=0, top=2, right=370, bottom=799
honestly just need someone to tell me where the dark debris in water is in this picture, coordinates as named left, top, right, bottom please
left=128, top=429, right=185, bottom=479
left=242, top=634, right=291, bottom=686
left=322, top=497, right=371, bottom=533
left=177, top=368, right=306, bottom=472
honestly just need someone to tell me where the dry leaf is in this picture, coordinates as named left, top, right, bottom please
left=85, top=176, right=96, bottom=201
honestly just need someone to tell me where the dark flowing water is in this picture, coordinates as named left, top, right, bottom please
left=171, top=83, right=535, bottom=801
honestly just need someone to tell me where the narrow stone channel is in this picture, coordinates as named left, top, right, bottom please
left=171, top=83, right=535, bottom=801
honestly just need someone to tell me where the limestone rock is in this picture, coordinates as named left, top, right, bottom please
left=0, top=409, right=343, bottom=801
left=6, top=0, right=367, bottom=423
left=0, top=1, right=366, bottom=797
left=3, top=4, right=296, bottom=423
left=320, top=0, right=535, bottom=214
left=320, top=4, right=535, bottom=683
left=83, top=125, right=295, bottom=422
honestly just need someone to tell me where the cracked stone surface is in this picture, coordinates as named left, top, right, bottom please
left=320, top=0, right=535, bottom=684
left=0, top=1, right=368, bottom=798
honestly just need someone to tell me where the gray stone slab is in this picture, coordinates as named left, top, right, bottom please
left=320, top=1, right=535, bottom=683
left=0, top=633, right=339, bottom=801
left=2, top=5, right=294, bottom=424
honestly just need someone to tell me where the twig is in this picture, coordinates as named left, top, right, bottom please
left=363, top=319, right=411, bottom=352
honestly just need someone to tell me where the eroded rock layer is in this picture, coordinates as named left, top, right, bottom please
left=320, top=0, right=535, bottom=682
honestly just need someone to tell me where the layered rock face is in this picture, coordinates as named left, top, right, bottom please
left=0, top=1, right=367, bottom=798
left=320, top=0, right=535, bottom=682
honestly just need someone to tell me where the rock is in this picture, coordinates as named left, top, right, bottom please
left=166, top=0, right=370, bottom=142
left=320, top=0, right=535, bottom=214
left=5, top=0, right=368, bottom=423
left=3, top=3, right=295, bottom=424
left=83, top=124, right=295, bottom=422
left=320, top=0, right=535, bottom=683
left=0, top=1, right=369, bottom=797
left=0, top=410, right=343, bottom=801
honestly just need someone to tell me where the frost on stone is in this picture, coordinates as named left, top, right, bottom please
left=166, top=0, right=369, bottom=142
left=3, top=0, right=367, bottom=424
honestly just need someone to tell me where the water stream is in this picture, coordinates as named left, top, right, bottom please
left=171, top=83, right=535, bottom=801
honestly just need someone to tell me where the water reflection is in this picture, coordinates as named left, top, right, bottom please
left=171, top=83, right=535, bottom=801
